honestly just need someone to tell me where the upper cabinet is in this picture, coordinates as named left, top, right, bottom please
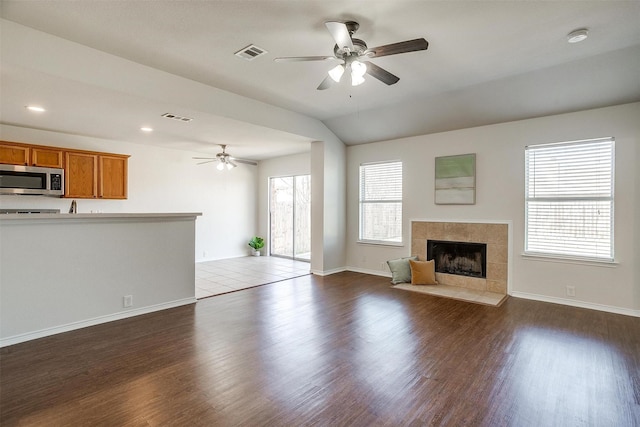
left=65, top=152, right=98, bottom=199
left=31, top=147, right=64, bottom=168
left=1, top=141, right=129, bottom=199
left=65, top=152, right=129, bottom=199
left=99, top=155, right=128, bottom=199
left=0, top=143, right=63, bottom=167
left=0, top=143, right=30, bottom=165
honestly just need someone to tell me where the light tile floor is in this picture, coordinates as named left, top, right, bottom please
left=196, top=256, right=311, bottom=299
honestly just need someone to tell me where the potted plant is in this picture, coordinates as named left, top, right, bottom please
left=248, top=236, right=265, bottom=256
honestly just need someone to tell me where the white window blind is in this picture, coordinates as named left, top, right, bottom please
left=359, top=161, right=402, bottom=244
left=525, top=137, right=614, bottom=261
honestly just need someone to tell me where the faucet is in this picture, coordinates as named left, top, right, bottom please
left=69, top=200, right=77, bottom=214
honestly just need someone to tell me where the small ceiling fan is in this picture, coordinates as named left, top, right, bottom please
left=193, top=145, right=257, bottom=170
left=275, top=20, right=428, bottom=90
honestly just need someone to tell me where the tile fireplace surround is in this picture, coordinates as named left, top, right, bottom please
left=411, top=221, right=509, bottom=295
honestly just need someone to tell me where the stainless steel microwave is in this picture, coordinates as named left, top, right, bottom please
left=0, top=164, right=65, bottom=196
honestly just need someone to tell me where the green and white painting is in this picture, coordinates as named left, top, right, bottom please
left=435, top=153, right=476, bottom=204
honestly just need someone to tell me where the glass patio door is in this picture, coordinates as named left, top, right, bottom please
left=269, top=175, right=311, bottom=261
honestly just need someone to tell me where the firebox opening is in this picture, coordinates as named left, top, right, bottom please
left=427, top=240, right=487, bottom=278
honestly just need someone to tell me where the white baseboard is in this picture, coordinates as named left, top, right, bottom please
left=0, top=297, right=197, bottom=348
left=510, top=291, right=640, bottom=318
left=310, top=266, right=347, bottom=276
left=346, top=266, right=392, bottom=278
left=311, top=267, right=394, bottom=277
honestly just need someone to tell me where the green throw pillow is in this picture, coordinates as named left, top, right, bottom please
left=387, top=256, right=418, bottom=284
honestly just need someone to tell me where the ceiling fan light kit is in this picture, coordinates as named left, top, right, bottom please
left=327, top=61, right=367, bottom=86
left=350, top=61, right=367, bottom=86
left=328, top=64, right=345, bottom=82
left=216, top=159, right=236, bottom=170
left=275, top=20, right=428, bottom=90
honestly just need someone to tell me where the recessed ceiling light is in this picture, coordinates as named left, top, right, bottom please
left=26, top=105, right=46, bottom=112
left=140, top=127, right=153, bottom=132
left=567, top=28, right=588, bottom=43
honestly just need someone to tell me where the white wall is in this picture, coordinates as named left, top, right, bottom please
left=257, top=152, right=311, bottom=254
left=310, top=139, right=347, bottom=274
left=0, top=124, right=258, bottom=262
left=310, top=142, right=325, bottom=272
left=0, top=214, right=198, bottom=346
left=320, top=138, right=347, bottom=273
left=346, top=103, right=640, bottom=315
left=636, top=131, right=640, bottom=311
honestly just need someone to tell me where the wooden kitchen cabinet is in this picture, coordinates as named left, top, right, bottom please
left=65, top=152, right=129, bottom=199
left=0, top=142, right=62, bottom=167
left=0, top=143, right=30, bottom=165
left=65, top=152, right=98, bottom=198
left=31, top=147, right=63, bottom=168
left=2, top=140, right=129, bottom=199
left=99, top=155, right=128, bottom=199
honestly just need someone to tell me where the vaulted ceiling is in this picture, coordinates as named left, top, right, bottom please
left=2, top=1, right=639, bottom=160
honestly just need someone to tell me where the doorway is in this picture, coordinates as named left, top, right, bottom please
left=269, top=175, right=311, bottom=261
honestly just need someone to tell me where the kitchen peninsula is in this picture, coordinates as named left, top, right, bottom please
left=0, top=212, right=201, bottom=347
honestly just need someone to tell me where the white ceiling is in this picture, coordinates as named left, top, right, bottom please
left=1, top=1, right=640, bottom=158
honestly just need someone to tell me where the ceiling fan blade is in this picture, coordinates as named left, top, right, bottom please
left=274, top=56, right=336, bottom=62
left=325, top=21, right=354, bottom=51
left=316, top=75, right=334, bottom=90
left=230, top=157, right=258, bottom=166
left=367, top=38, right=429, bottom=58
left=196, top=160, right=217, bottom=165
left=192, top=157, right=216, bottom=160
left=363, top=61, right=400, bottom=85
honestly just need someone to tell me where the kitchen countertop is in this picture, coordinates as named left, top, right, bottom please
left=0, top=212, right=202, bottom=221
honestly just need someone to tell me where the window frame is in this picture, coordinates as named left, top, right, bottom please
left=358, top=160, right=403, bottom=246
left=524, top=137, right=615, bottom=263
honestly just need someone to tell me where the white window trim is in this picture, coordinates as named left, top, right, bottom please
left=358, top=160, right=403, bottom=245
left=524, top=137, right=615, bottom=263
left=356, top=240, right=405, bottom=247
left=521, top=252, right=618, bottom=267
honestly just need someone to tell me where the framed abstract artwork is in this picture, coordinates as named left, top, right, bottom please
left=434, top=153, right=476, bottom=204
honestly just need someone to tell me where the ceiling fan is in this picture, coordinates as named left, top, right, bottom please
left=275, top=20, right=428, bottom=90
left=193, top=145, right=257, bottom=170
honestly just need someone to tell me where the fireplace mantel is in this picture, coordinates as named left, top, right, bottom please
left=411, top=220, right=509, bottom=295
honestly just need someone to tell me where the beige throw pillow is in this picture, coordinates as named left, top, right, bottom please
left=409, top=259, right=438, bottom=285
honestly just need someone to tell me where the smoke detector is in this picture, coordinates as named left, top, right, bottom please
left=567, top=28, right=588, bottom=43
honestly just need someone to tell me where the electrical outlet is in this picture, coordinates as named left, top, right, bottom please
left=566, top=286, right=576, bottom=297
left=123, top=295, right=133, bottom=307
left=203, top=250, right=208, bottom=258
left=381, top=262, right=388, bottom=271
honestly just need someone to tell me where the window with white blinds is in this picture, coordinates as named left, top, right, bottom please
left=359, top=161, right=403, bottom=244
left=525, top=137, right=614, bottom=261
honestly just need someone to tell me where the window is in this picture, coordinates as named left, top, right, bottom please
left=525, top=137, right=614, bottom=261
left=359, top=161, right=403, bottom=244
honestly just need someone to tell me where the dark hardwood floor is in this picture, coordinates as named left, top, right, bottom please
left=1, top=272, right=639, bottom=426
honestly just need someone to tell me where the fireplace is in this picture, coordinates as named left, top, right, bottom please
left=412, top=221, right=508, bottom=294
left=427, top=240, right=487, bottom=278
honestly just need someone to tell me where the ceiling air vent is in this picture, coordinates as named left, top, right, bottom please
left=161, top=113, right=193, bottom=122
left=235, top=44, right=268, bottom=61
